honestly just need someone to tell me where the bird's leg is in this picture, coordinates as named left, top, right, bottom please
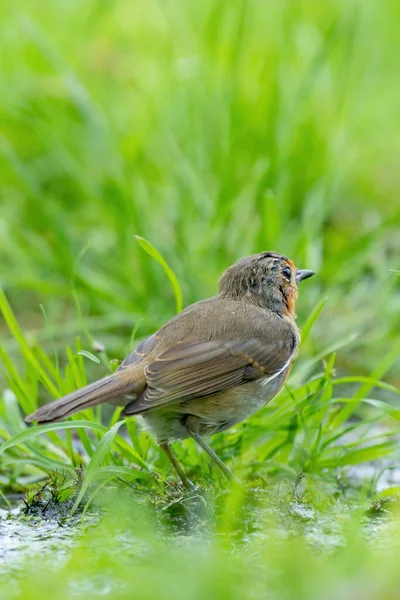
left=159, top=442, right=193, bottom=489
left=186, top=424, right=240, bottom=484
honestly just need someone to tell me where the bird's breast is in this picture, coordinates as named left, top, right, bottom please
left=179, top=366, right=290, bottom=435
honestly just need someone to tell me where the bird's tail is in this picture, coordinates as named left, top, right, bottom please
left=25, top=373, right=134, bottom=424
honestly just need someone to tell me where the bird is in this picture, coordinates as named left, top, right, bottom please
left=25, top=252, right=314, bottom=487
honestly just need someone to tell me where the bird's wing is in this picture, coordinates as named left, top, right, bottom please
left=123, top=335, right=295, bottom=415
left=117, top=334, right=158, bottom=370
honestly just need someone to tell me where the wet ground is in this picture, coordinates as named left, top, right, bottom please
left=1, top=466, right=399, bottom=578
left=0, top=501, right=99, bottom=574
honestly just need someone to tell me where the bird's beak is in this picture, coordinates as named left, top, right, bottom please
left=296, top=269, right=315, bottom=283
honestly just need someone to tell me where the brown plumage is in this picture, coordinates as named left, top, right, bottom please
left=25, top=252, right=314, bottom=486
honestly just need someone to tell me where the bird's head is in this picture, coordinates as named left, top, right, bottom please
left=218, top=252, right=314, bottom=317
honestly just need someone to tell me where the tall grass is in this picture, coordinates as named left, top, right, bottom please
left=0, top=0, right=399, bottom=506
left=1, top=248, right=399, bottom=499
left=0, top=1, right=400, bottom=597
left=0, top=0, right=399, bottom=376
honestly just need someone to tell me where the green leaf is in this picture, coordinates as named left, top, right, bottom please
left=293, top=333, right=358, bottom=383
left=0, top=420, right=109, bottom=455
left=353, top=340, right=400, bottom=401
left=76, top=349, right=101, bottom=364
left=71, top=421, right=127, bottom=513
left=2, top=455, right=76, bottom=474
left=0, top=344, right=36, bottom=413
left=378, top=485, right=400, bottom=498
left=94, top=466, right=148, bottom=479
left=300, top=297, right=327, bottom=346
left=319, top=442, right=397, bottom=468
left=0, top=289, right=60, bottom=397
left=331, top=341, right=400, bottom=428
left=333, top=376, right=400, bottom=395
left=75, top=350, right=100, bottom=365
left=362, top=398, right=400, bottom=421
left=135, top=236, right=183, bottom=313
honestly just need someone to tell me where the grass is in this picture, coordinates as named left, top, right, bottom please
left=0, top=0, right=400, bottom=597
left=0, top=0, right=399, bottom=375
left=0, top=273, right=399, bottom=497
left=2, top=480, right=400, bottom=599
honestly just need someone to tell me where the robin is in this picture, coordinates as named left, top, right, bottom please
left=26, top=252, right=314, bottom=487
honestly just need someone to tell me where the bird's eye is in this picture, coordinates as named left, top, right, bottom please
left=282, top=267, right=291, bottom=280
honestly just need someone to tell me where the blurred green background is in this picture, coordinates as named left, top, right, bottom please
left=1, top=1, right=400, bottom=599
left=0, top=0, right=399, bottom=382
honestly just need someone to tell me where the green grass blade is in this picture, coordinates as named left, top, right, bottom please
left=0, top=421, right=109, bottom=455
left=333, top=377, right=400, bottom=394
left=135, top=236, right=183, bottom=313
left=76, top=350, right=101, bottom=364
left=300, top=297, right=328, bottom=346
left=71, top=421, right=126, bottom=513
left=331, top=341, right=400, bottom=428
left=0, top=289, right=60, bottom=397
left=318, top=441, right=397, bottom=468
left=0, top=346, right=36, bottom=413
